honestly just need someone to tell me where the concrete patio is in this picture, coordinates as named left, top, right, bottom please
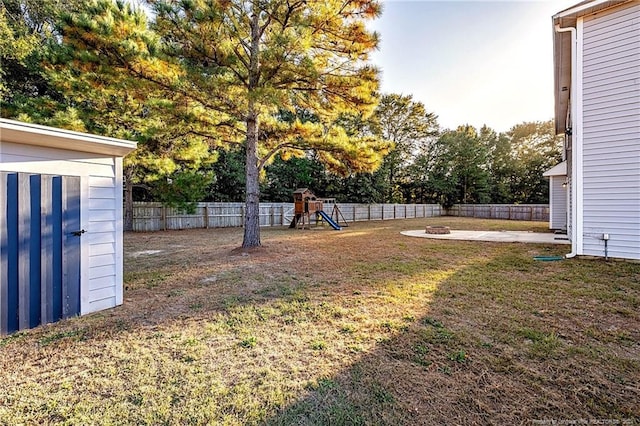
left=401, top=230, right=570, bottom=244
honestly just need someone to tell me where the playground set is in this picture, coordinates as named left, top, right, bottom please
left=289, top=188, right=348, bottom=230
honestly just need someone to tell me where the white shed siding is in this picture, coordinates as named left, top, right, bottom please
left=580, top=2, right=640, bottom=260
left=87, top=174, right=118, bottom=312
left=0, top=142, right=121, bottom=311
left=550, top=176, right=567, bottom=230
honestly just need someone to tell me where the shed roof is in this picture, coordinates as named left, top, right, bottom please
left=552, top=0, right=634, bottom=135
left=543, top=161, right=567, bottom=177
left=0, top=118, right=137, bottom=157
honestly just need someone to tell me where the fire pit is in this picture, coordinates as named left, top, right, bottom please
left=425, top=225, right=451, bottom=234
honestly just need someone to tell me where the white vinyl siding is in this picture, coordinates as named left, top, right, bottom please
left=566, top=133, right=573, bottom=241
left=87, top=175, right=117, bottom=311
left=0, top=142, right=121, bottom=311
left=580, top=2, right=640, bottom=260
left=550, top=176, right=567, bottom=230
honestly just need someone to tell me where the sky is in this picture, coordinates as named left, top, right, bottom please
left=368, top=0, right=578, bottom=132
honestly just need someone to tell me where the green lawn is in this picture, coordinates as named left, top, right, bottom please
left=1, top=217, right=638, bottom=425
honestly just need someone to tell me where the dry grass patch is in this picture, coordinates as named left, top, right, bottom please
left=1, top=217, right=639, bottom=425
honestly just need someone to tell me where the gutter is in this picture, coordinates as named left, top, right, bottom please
left=555, top=24, right=578, bottom=259
left=555, top=0, right=631, bottom=21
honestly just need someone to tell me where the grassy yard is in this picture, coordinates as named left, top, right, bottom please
left=1, top=217, right=639, bottom=425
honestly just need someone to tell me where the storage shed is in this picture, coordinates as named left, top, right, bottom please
left=543, top=161, right=567, bottom=231
left=0, top=119, right=137, bottom=335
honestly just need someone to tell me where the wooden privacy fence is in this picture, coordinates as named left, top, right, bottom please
left=130, top=202, right=549, bottom=232
left=132, top=202, right=288, bottom=232
left=131, top=202, right=443, bottom=232
left=446, top=204, right=549, bottom=221
left=338, top=203, right=442, bottom=223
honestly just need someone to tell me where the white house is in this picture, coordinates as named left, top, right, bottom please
left=0, top=119, right=137, bottom=334
left=553, top=0, right=640, bottom=260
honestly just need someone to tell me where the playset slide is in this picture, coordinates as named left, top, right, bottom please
left=317, top=210, right=341, bottom=230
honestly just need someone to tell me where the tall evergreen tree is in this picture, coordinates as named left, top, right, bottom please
left=209, top=147, right=246, bottom=202
left=481, top=125, right=516, bottom=203
left=261, top=155, right=326, bottom=202
left=432, top=125, right=490, bottom=206
left=53, top=0, right=388, bottom=247
left=47, top=1, right=217, bottom=230
left=0, top=0, right=83, bottom=113
left=505, top=120, right=563, bottom=203
left=373, top=93, right=439, bottom=202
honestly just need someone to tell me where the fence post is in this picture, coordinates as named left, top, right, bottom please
left=529, top=206, right=533, bottom=221
left=161, top=205, right=167, bottom=231
left=381, top=205, right=384, bottom=220
left=508, top=206, right=512, bottom=220
left=270, top=206, right=274, bottom=227
left=368, top=204, right=371, bottom=221
left=353, top=205, right=356, bottom=222
left=241, top=206, right=245, bottom=227
left=204, top=205, right=209, bottom=229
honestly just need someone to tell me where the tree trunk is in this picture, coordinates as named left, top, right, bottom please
left=243, top=114, right=261, bottom=248
left=388, top=168, right=394, bottom=203
left=124, top=167, right=134, bottom=232
left=242, top=5, right=262, bottom=248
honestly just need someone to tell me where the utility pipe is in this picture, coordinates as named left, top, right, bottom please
left=555, top=24, right=578, bottom=259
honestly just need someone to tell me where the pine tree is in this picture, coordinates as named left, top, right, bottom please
left=432, top=125, right=490, bottom=206
left=373, top=93, right=439, bottom=202
left=0, top=0, right=83, bottom=112
left=151, top=0, right=388, bottom=247
left=47, top=1, right=218, bottom=230
left=504, top=120, right=563, bottom=203
left=53, top=0, right=388, bottom=247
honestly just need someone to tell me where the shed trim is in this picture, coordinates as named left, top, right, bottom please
left=0, top=119, right=137, bottom=157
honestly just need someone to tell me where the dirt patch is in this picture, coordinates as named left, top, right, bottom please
left=128, top=249, right=164, bottom=257
left=228, top=245, right=274, bottom=258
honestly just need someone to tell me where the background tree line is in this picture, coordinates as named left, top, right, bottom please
left=168, top=96, right=562, bottom=208
left=127, top=107, right=562, bottom=208
left=1, top=0, right=562, bottom=242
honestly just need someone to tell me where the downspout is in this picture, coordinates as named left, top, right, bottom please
left=555, top=24, right=578, bottom=259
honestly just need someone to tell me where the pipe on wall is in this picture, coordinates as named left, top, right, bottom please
left=555, top=24, right=578, bottom=259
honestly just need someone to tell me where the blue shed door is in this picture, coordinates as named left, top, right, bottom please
left=1, top=172, right=82, bottom=335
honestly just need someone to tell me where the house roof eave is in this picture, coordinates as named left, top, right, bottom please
left=552, top=0, right=633, bottom=136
